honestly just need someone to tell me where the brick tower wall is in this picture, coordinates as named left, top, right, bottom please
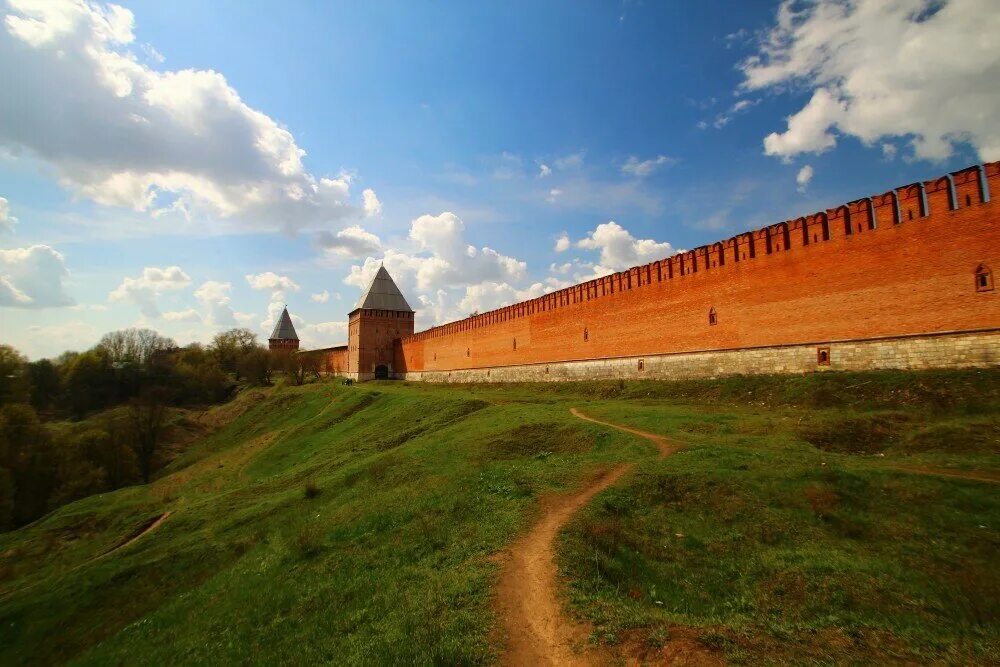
left=349, top=309, right=415, bottom=380
left=395, top=163, right=1000, bottom=382
left=268, top=338, right=299, bottom=353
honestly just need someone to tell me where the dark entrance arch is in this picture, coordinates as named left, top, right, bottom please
left=374, top=364, right=389, bottom=380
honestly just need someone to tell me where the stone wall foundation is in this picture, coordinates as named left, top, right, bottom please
left=401, top=330, right=1000, bottom=384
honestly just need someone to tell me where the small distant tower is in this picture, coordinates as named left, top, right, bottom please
left=348, top=266, right=414, bottom=380
left=268, top=306, right=300, bottom=353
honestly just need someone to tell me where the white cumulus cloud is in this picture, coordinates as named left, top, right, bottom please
left=108, top=265, right=189, bottom=317
left=741, top=0, right=1000, bottom=161
left=0, top=197, right=16, bottom=232
left=554, top=232, right=570, bottom=253
left=310, top=290, right=330, bottom=303
left=362, top=188, right=382, bottom=218
left=316, top=225, right=383, bottom=258
left=575, top=221, right=676, bottom=271
left=245, top=271, right=299, bottom=293
left=194, top=280, right=239, bottom=327
left=0, top=0, right=365, bottom=230
left=796, top=164, right=814, bottom=191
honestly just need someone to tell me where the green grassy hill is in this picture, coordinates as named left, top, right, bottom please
left=1, top=370, right=998, bottom=664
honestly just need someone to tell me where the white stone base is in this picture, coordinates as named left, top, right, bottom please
left=400, top=329, right=1000, bottom=384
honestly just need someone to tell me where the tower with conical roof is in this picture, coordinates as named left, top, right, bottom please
left=268, top=306, right=300, bottom=354
left=347, top=266, right=414, bottom=380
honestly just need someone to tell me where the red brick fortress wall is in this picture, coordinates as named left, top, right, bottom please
left=316, top=346, right=348, bottom=375
left=398, top=163, right=999, bottom=379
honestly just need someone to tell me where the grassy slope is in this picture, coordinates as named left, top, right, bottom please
left=559, top=371, right=999, bottom=663
left=0, top=381, right=644, bottom=664
left=0, top=370, right=997, bottom=664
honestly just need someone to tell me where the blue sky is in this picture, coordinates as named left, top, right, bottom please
left=1, top=0, right=997, bottom=358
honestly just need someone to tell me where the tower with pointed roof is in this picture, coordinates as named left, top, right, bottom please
left=347, top=266, right=414, bottom=380
left=268, top=306, right=300, bottom=354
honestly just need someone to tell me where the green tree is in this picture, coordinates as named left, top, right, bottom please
left=0, top=404, right=56, bottom=526
left=95, top=418, right=140, bottom=488
left=210, top=328, right=258, bottom=379
left=170, top=344, right=230, bottom=403
left=237, top=347, right=273, bottom=386
left=284, top=352, right=321, bottom=386
left=27, top=359, right=60, bottom=411
left=128, top=387, right=167, bottom=483
left=97, top=328, right=176, bottom=366
left=63, top=349, right=117, bottom=417
left=0, top=344, right=29, bottom=405
left=0, top=467, right=13, bottom=531
left=49, top=431, right=107, bottom=508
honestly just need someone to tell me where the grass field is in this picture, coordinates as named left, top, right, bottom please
left=1, top=369, right=997, bottom=664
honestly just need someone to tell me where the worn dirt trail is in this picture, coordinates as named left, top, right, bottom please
left=494, top=408, right=679, bottom=666
left=0, top=511, right=173, bottom=602
left=890, top=466, right=1000, bottom=484
left=105, top=510, right=173, bottom=557
left=569, top=409, right=680, bottom=459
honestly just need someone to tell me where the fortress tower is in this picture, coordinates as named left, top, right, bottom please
left=268, top=306, right=300, bottom=354
left=347, top=266, right=414, bottom=380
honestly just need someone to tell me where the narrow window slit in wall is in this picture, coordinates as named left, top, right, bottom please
left=966, top=194, right=972, bottom=207
left=583, top=327, right=589, bottom=341
left=466, top=348, right=470, bottom=357
left=513, top=338, right=517, bottom=350
left=975, top=264, right=994, bottom=292
left=708, top=307, right=717, bottom=326
left=817, top=347, right=831, bottom=366
left=637, top=359, right=644, bottom=371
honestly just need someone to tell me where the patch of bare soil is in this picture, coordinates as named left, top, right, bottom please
left=618, top=626, right=726, bottom=666
left=493, top=408, right=689, bottom=665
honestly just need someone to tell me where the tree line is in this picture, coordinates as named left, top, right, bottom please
left=0, top=327, right=320, bottom=530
